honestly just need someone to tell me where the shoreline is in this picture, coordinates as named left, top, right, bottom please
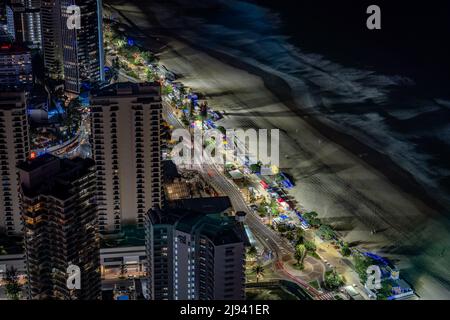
left=105, top=2, right=446, bottom=216
left=104, top=1, right=450, bottom=298
left=184, top=46, right=447, bottom=216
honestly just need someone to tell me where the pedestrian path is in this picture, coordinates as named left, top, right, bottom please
left=317, top=292, right=335, bottom=300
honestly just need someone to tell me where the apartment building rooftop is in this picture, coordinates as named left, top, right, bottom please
left=178, top=212, right=243, bottom=246
left=171, top=196, right=232, bottom=214
left=148, top=207, right=245, bottom=246
left=0, top=43, right=29, bottom=54
left=18, top=154, right=95, bottom=199
left=91, top=82, right=161, bottom=98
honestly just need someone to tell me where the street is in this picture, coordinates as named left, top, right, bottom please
left=163, top=102, right=328, bottom=298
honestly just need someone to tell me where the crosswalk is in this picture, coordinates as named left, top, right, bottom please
left=317, top=292, right=335, bottom=300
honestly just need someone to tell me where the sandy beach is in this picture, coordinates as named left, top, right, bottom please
left=105, top=1, right=450, bottom=299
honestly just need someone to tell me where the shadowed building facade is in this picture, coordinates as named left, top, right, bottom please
left=41, top=0, right=104, bottom=92
left=90, top=82, right=164, bottom=233
left=146, top=207, right=246, bottom=300
left=40, top=0, right=63, bottom=79
left=0, top=43, right=33, bottom=88
left=18, top=154, right=101, bottom=300
left=6, top=0, right=42, bottom=49
left=0, top=90, right=29, bottom=236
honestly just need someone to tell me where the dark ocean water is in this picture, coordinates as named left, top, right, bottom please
left=254, top=0, right=450, bottom=101
left=148, top=0, right=450, bottom=210
left=135, top=0, right=450, bottom=295
left=249, top=0, right=450, bottom=199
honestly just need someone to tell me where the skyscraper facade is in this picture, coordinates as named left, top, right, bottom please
left=146, top=207, right=246, bottom=300
left=40, top=0, right=104, bottom=88
left=40, top=0, right=63, bottom=79
left=90, top=82, right=164, bottom=233
left=18, top=154, right=101, bottom=300
left=59, top=0, right=104, bottom=93
left=0, top=42, right=33, bottom=87
left=0, top=0, right=7, bottom=24
left=6, top=0, right=41, bottom=49
left=0, top=90, right=29, bottom=236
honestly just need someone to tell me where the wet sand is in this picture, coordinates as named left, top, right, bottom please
left=105, top=0, right=450, bottom=299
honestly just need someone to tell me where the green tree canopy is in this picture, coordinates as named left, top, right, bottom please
left=247, top=246, right=257, bottom=258
left=217, top=126, right=226, bottom=135
left=163, top=85, right=173, bottom=95
left=353, top=255, right=374, bottom=284
left=318, top=224, right=335, bottom=240
left=5, top=266, right=21, bottom=300
left=341, top=243, right=351, bottom=257
left=295, top=228, right=304, bottom=245
left=303, top=211, right=322, bottom=227
left=324, top=269, right=345, bottom=290
left=295, top=244, right=307, bottom=267
left=249, top=163, right=261, bottom=173
left=304, top=240, right=317, bottom=253
left=252, top=264, right=264, bottom=283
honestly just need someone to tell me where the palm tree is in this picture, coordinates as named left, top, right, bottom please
left=115, top=38, right=126, bottom=49
left=295, top=244, right=307, bottom=269
left=324, top=269, right=344, bottom=290
left=304, top=240, right=317, bottom=254
left=200, top=101, right=208, bottom=119
left=295, top=228, right=304, bottom=245
left=5, top=266, right=21, bottom=300
left=119, top=263, right=128, bottom=279
left=241, top=176, right=251, bottom=201
left=268, top=199, right=278, bottom=224
left=247, top=246, right=257, bottom=260
left=189, top=100, right=195, bottom=119
left=252, top=264, right=264, bottom=283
